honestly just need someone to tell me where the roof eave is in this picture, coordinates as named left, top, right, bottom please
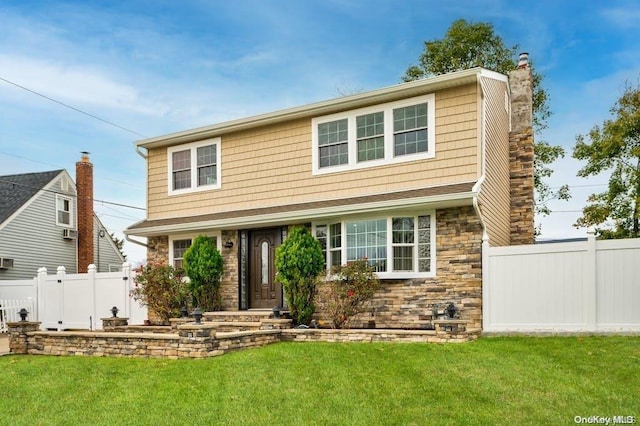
left=124, top=191, right=475, bottom=237
left=136, top=68, right=488, bottom=149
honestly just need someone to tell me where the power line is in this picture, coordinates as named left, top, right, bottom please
left=0, top=75, right=148, bottom=138
left=0, top=177, right=145, bottom=211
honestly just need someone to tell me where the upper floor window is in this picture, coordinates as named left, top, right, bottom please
left=311, top=94, right=435, bottom=175
left=167, top=138, right=221, bottom=195
left=56, top=195, right=73, bottom=227
left=313, top=212, right=435, bottom=279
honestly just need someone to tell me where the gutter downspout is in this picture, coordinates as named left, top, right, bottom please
left=132, top=144, right=148, bottom=248
left=125, top=234, right=148, bottom=248
left=472, top=74, right=488, bottom=238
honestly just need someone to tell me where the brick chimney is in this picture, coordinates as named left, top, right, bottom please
left=508, top=53, right=535, bottom=245
left=76, top=152, right=94, bottom=272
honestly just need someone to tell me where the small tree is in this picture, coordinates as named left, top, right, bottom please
left=275, top=226, right=324, bottom=325
left=323, top=259, right=380, bottom=329
left=130, top=260, right=188, bottom=324
left=182, top=235, right=224, bottom=311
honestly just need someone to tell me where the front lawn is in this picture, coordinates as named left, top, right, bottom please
left=1, top=336, right=638, bottom=425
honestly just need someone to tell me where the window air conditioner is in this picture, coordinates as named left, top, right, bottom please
left=0, top=257, right=14, bottom=269
left=62, top=229, right=78, bottom=239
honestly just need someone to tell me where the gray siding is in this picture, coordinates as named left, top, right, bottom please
left=94, top=217, right=125, bottom=272
left=0, top=172, right=78, bottom=279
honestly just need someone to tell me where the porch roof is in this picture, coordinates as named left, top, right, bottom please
left=125, top=182, right=475, bottom=237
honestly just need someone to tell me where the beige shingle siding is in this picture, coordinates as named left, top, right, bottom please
left=146, top=84, right=480, bottom=221
left=478, top=76, right=511, bottom=246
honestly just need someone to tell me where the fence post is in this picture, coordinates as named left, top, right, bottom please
left=585, top=230, right=597, bottom=330
left=481, top=232, right=490, bottom=331
left=56, top=266, right=66, bottom=331
left=122, top=262, right=132, bottom=319
left=88, top=264, right=97, bottom=330
left=36, top=267, right=47, bottom=329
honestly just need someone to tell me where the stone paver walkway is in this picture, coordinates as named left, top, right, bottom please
left=0, top=334, right=9, bottom=355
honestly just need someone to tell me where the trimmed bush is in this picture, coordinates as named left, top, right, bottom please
left=183, top=235, right=224, bottom=311
left=275, top=226, right=324, bottom=325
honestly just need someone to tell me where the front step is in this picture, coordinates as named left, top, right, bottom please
left=203, top=310, right=274, bottom=323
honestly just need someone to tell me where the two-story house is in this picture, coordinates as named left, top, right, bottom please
left=0, top=154, right=125, bottom=279
left=125, top=56, right=535, bottom=329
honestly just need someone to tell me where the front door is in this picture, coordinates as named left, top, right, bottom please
left=249, top=228, right=282, bottom=309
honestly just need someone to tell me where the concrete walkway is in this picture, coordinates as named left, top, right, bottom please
left=0, top=334, right=9, bottom=355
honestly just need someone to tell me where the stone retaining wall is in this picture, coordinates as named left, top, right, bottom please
left=8, top=321, right=479, bottom=359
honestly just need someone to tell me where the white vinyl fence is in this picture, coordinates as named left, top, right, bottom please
left=0, top=263, right=146, bottom=332
left=0, top=298, right=36, bottom=333
left=483, top=233, right=640, bottom=332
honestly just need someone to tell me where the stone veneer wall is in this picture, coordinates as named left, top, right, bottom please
left=146, top=235, right=169, bottom=262
left=509, top=127, right=535, bottom=245
left=219, top=230, right=239, bottom=309
left=315, top=206, right=483, bottom=330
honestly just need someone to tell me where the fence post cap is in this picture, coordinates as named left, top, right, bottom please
left=56, top=266, right=66, bottom=273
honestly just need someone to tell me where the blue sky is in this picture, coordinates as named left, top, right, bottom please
left=1, top=0, right=639, bottom=264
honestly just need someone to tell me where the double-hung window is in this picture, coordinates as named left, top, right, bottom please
left=314, top=213, right=435, bottom=278
left=312, top=94, right=435, bottom=175
left=56, top=195, right=73, bottom=227
left=168, top=138, right=221, bottom=195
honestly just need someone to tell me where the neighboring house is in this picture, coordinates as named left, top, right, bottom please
left=0, top=154, right=125, bottom=279
left=125, top=56, right=535, bottom=329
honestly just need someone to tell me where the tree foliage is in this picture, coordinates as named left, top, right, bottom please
left=573, top=81, right=640, bottom=239
left=182, top=235, right=224, bottom=311
left=275, top=226, right=325, bottom=325
left=403, top=19, right=568, bottom=221
left=110, top=232, right=127, bottom=260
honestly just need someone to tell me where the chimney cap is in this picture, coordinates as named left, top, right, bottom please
left=517, top=52, right=529, bottom=69
left=80, top=151, right=91, bottom=162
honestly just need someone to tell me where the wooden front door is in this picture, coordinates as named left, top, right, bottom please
left=249, top=228, right=282, bottom=309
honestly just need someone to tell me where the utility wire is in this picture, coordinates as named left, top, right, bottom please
left=0, top=177, right=145, bottom=211
left=0, top=76, right=148, bottom=138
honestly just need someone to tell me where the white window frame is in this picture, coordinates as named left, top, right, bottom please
left=55, top=194, right=73, bottom=228
left=311, top=94, right=436, bottom=175
left=167, top=138, right=222, bottom=196
left=168, top=232, right=222, bottom=270
left=312, top=211, right=436, bottom=279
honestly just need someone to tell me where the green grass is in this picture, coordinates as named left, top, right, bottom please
left=1, top=337, right=638, bottom=425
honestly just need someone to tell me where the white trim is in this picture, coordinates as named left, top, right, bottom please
left=55, top=194, right=74, bottom=228
left=311, top=94, right=436, bottom=175
left=126, top=187, right=475, bottom=237
left=168, top=231, right=222, bottom=268
left=167, top=138, right=221, bottom=196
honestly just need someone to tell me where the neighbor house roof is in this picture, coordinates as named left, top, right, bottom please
left=0, top=170, right=64, bottom=225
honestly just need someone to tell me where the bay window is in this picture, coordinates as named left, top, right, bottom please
left=314, top=213, right=435, bottom=278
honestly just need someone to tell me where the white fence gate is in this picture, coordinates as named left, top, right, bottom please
left=0, top=263, right=146, bottom=332
left=483, top=233, right=640, bottom=332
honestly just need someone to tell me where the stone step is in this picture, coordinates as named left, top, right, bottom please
left=203, top=310, right=274, bottom=323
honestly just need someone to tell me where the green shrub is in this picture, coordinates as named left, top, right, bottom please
left=275, top=226, right=324, bottom=325
left=130, top=260, right=189, bottom=324
left=183, top=235, right=224, bottom=311
left=324, top=259, right=380, bottom=329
